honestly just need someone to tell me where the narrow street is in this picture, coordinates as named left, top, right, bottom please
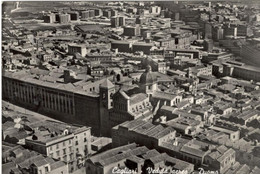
left=2, top=100, right=63, bottom=123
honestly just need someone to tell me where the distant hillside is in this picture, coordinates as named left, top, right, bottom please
left=2, top=1, right=70, bottom=15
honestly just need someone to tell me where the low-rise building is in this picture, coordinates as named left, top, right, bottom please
left=89, top=10, right=95, bottom=18
left=68, top=43, right=87, bottom=57
left=59, top=13, right=71, bottom=24
left=111, top=16, right=119, bottom=28
left=123, top=26, right=140, bottom=36
left=187, top=64, right=212, bottom=77
left=102, top=10, right=111, bottom=18
left=208, top=125, right=240, bottom=142
left=229, top=110, right=260, bottom=125
left=223, top=61, right=260, bottom=82
left=81, top=11, right=90, bottom=19
left=112, top=119, right=176, bottom=149
left=152, top=91, right=182, bottom=107
left=2, top=143, right=69, bottom=174
left=86, top=143, right=194, bottom=174
left=111, top=41, right=131, bottom=53
left=69, top=11, right=79, bottom=21
left=160, top=137, right=215, bottom=167
left=204, top=145, right=236, bottom=174
left=43, top=13, right=56, bottom=23
left=86, top=53, right=112, bottom=62
left=25, top=121, right=91, bottom=168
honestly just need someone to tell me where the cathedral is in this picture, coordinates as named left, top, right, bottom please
left=100, top=65, right=182, bottom=136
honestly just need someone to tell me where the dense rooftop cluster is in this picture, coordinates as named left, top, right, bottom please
left=2, top=1, right=260, bottom=174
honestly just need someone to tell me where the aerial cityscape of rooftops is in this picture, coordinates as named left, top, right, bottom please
left=2, top=1, right=260, bottom=174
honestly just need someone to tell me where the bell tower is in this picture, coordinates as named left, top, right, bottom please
left=99, top=79, right=115, bottom=137
left=99, top=79, right=115, bottom=109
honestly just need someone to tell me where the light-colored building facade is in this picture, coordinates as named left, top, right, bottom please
left=25, top=126, right=91, bottom=166
left=59, top=14, right=71, bottom=23
left=204, top=145, right=236, bottom=174
left=68, top=44, right=87, bottom=57
left=223, top=61, right=260, bottom=82
left=30, top=160, right=69, bottom=174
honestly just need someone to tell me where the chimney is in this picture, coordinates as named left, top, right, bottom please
left=64, top=70, right=72, bottom=83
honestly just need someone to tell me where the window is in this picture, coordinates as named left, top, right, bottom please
left=49, top=146, right=52, bottom=151
left=175, top=38, right=179, bottom=45
left=84, top=138, right=87, bottom=142
left=63, top=149, right=66, bottom=154
left=75, top=141, right=78, bottom=145
left=56, top=144, right=59, bottom=149
left=69, top=140, right=72, bottom=144
left=56, top=151, right=60, bottom=156
left=45, top=166, right=49, bottom=172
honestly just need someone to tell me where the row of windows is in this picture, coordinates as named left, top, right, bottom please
left=41, top=89, right=74, bottom=115
left=69, top=47, right=82, bottom=53
left=5, top=81, right=36, bottom=104
left=89, top=57, right=111, bottom=61
left=75, top=132, right=88, bottom=139
left=3, top=79, right=75, bottom=115
left=75, top=138, right=88, bottom=146
left=91, top=70, right=104, bottom=74
left=49, top=139, right=72, bottom=151
left=56, top=153, right=74, bottom=162
left=131, top=102, right=150, bottom=113
left=50, top=146, right=73, bottom=158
